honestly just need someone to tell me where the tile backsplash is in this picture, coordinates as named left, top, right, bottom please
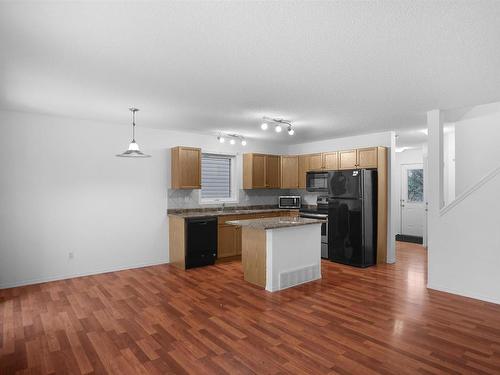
left=167, top=189, right=289, bottom=210
left=167, top=188, right=322, bottom=210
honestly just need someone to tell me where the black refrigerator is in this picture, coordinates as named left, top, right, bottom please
left=328, top=169, right=377, bottom=267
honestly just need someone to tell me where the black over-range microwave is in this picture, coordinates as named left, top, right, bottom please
left=306, top=171, right=329, bottom=192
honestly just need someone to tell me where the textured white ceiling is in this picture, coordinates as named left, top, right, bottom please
left=1, top=1, right=500, bottom=144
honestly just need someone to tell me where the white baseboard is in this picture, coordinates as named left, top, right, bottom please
left=427, top=282, right=500, bottom=305
left=0, top=260, right=169, bottom=290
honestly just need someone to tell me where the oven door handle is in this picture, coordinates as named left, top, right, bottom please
left=299, top=213, right=328, bottom=220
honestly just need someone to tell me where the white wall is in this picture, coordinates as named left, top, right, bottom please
left=442, top=126, right=456, bottom=206
left=0, top=109, right=398, bottom=288
left=454, top=103, right=500, bottom=197
left=427, top=108, right=500, bottom=304
left=0, top=109, right=286, bottom=288
left=394, top=148, right=424, bottom=234
left=288, top=131, right=397, bottom=263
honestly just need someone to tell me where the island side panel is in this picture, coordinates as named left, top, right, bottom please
left=241, top=227, right=267, bottom=288
left=266, top=224, right=322, bottom=292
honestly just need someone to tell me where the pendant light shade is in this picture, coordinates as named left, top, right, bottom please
left=116, top=107, right=151, bottom=158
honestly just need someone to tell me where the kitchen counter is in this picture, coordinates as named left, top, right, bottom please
left=168, top=208, right=298, bottom=219
left=226, top=216, right=325, bottom=230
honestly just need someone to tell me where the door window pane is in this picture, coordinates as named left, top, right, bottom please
left=407, top=169, right=424, bottom=202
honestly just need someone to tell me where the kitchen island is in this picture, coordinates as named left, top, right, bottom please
left=226, top=216, right=325, bottom=292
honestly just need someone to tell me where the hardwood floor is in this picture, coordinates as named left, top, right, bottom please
left=2, top=242, right=500, bottom=374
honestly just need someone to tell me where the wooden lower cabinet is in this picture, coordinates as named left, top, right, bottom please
left=218, top=224, right=239, bottom=258
left=234, top=226, right=242, bottom=255
left=217, top=211, right=291, bottom=259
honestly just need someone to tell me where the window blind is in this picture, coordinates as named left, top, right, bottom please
left=201, top=153, right=232, bottom=199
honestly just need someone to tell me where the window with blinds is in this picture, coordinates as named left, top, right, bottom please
left=201, top=153, right=233, bottom=200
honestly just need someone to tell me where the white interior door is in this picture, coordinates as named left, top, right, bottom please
left=401, top=164, right=425, bottom=237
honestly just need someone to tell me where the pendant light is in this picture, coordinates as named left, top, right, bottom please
left=116, top=107, right=151, bottom=158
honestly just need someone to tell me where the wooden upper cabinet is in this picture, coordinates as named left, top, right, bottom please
left=308, top=153, right=323, bottom=171
left=298, top=155, right=308, bottom=189
left=357, top=147, right=378, bottom=168
left=266, top=155, right=281, bottom=189
left=339, top=147, right=379, bottom=169
left=322, top=152, right=338, bottom=170
left=243, top=153, right=280, bottom=189
left=252, top=154, right=267, bottom=188
left=171, top=146, right=201, bottom=189
left=339, top=149, right=358, bottom=170
left=280, top=155, right=299, bottom=189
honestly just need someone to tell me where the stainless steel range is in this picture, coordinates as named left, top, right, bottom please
left=299, top=196, right=329, bottom=258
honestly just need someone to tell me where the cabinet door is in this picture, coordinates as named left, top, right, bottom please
left=339, top=150, right=357, bottom=170
left=322, top=152, right=338, bottom=170
left=252, top=154, right=267, bottom=188
left=180, top=147, right=201, bottom=188
left=234, top=226, right=242, bottom=256
left=308, top=153, right=323, bottom=171
left=218, top=225, right=237, bottom=258
left=171, top=147, right=201, bottom=189
left=298, top=155, right=308, bottom=189
left=280, top=156, right=298, bottom=188
left=357, top=147, right=378, bottom=168
left=266, top=155, right=281, bottom=188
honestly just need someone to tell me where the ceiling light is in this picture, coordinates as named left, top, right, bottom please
left=241, top=139, right=247, bottom=146
left=116, top=107, right=151, bottom=158
left=274, top=124, right=282, bottom=133
left=229, top=139, right=235, bottom=145
left=420, top=129, right=428, bottom=135
left=217, top=135, right=225, bottom=143
left=261, top=122, right=268, bottom=130
left=287, top=126, right=295, bottom=135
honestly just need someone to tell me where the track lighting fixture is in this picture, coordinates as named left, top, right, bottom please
left=216, top=133, right=247, bottom=146
left=260, top=116, right=295, bottom=136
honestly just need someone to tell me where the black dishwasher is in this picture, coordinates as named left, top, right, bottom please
left=185, top=216, right=217, bottom=269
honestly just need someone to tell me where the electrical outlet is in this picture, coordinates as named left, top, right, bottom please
left=68, top=252, right=74, bottom=260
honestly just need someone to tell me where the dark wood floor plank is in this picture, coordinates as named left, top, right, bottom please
left=2, top=242, right=500, bottom=374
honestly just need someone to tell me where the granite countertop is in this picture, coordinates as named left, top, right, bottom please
left=226, top=216, right=325, bottom=230
left=168, top=208, right=299, bottom=219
